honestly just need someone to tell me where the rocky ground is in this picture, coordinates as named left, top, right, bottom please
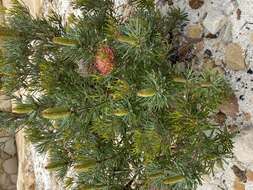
left=2, top=0, right=253, bottom=189
left=0, top=127, right=17, bottom=190
left=173, top=0, right=253, bottom=190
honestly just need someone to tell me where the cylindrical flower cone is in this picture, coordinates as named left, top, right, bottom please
left=163, top=175, right=185, bottom=185
left=52, top=37, right=78, bottom=46
left=95, top=45, right=115, bottom=75
left=41, top=107, right=70, bottom=120
left=12, top=104, right=34, bottom=114
left=137, top=88, right=156, bottom=97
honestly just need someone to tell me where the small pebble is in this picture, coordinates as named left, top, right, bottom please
left=204, top=49, right=213, bottom=58
left=239, top=95, right=245, bottom=101
left=189, top=0, right=204, bottom=9
left=237, top=8, right=242, bottom=20
left=247, top=68, right=253, bottom=74
left=236, top=78, right=241, bottom=82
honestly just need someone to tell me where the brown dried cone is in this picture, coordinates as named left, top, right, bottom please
left=95, top=45, right=115, bottom=76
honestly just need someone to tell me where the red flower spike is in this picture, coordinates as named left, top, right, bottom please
left=95, top=45, right=115, bottom=76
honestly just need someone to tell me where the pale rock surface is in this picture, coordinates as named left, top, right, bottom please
left=3, top=157, right=18, bottom=174
left=225, top=43, right=246, bottom=71
left=203, top=10, right=227, bottom=34
left=233, top=129, right=253, bottom=164
left=0, top=94, right=11, bottom=112
left=3, top=138, right=16, bottom=156
left=173, top=0, right=253, bottom=189
left=250, top=33, right=253, bottom=45
left=0, top=173, right=12, bottom=187
left=16, top=127, right=64, bottom=190
left=0, top=89, right=17, bottom=188
left=233, top=178, right=245, bottom=190
left=10, top=174, right=17, bottom=184
left=16, top=128, right=35, bottom=190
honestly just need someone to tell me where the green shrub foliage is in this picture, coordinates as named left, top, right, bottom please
left=0, top=0, right=233, bottom=189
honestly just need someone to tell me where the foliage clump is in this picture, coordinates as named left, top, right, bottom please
left=0, top=0, right=233, bottom=190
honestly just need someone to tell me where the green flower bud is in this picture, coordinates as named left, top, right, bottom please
left=41, top=107, right=70, bottom=120
left=45, top=161, right=68, bottom=171
left=163, top=175, right=185, bottom=185
left=12, top=104, right=34, bottom=114
left=74, top=159, right=97, bottom=172
left=52, top=37, right=78, bottom=46
left=112, top=108, right=129, bottom=117
left=137, top=88, right=156, bottom=97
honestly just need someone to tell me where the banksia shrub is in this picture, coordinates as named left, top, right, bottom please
left=0, top=1, right=234, bottom=190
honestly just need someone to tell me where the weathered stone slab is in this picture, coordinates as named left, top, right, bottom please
left=3, top=157, right=18, bottom=174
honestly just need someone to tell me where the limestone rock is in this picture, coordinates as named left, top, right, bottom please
left=223, top=1, right=236, bottom=16
left=246, top=170, right=253, bottom=182
left=3, top=138, right=16, bottom=156
left=7, top=185, right=17, bottom=190
left=197, top=183, right=221, bottom=190
left=16, top=129, right=36, bottom=190
left=10, top=174, right=17, bottom=184
left=219, top=94, right=239, bottom=118
left=234, top=128, right=253, bottom=164
left=0, top=149, right=11, bottom=160
left=189, top=0, right=204, bottom=9
left=233, top=178, right=245, bottom=190
left=203, top=10, right=227, bottom=34
left=222, top=22, right=233, bottom=43
left=3, top=157, right=18, bottom=174
left=187, top=24, right=203, bottom=39
left=0, top=94, right=12, bottom=112
left=225, top=43, right=245, bottom=71
left=244, top=112, right=251, bottom=122
left=250, top=33, right=253, bottom=44
left=232, top=165, right=247, bottom=183
left=0, top=173, right=12, bottom=187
